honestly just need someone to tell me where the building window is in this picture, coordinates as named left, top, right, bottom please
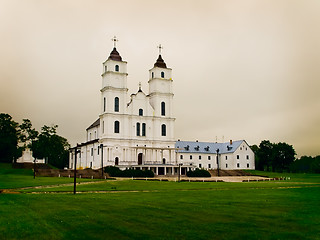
left=208, top=164, right=211, bottom=169
left=114, top=97, right=119, bottom=112
left=240, top=147, right=242, bottom=150
left=139, top=109, right=143, bottom=116
left=163, top=158, right=166, bottom=164
left=237, top=163, right=240, bottom=168
left=225, top=156, right=228, bottom=160
left=142, top=123, right=146, bottom=136
left=114, top=121, right=120, bottom=133
left=136, top=122, right=140, bottom=136
left=115, top=65, right=119, bottom=72
left=247, top=163, right=250, bottom=168
left=199, top=164, right=202, bottom=168
left=102, top=121, right=104, bottom=133
left=246, top=155, right=249, bottom=160
left=91, top=148, right=93, bottom=156
left=237, top=155, right=239, bottom=159
left=180, top=155, right=183, bottom=159
left=152, top=72, right=154, bottom=78
left=161, top=102, right=165, bottom=116
left=94, top=131, right=97, bottom=139
left=190, top=155, right=192, bottom=160
left=226, top=164, right=228, bottom=168
left=161, top=124, right=166, bottom=136
left=103, top=97, right=106, bottom=112
left=105, top=66, right=107, bottom=72
left=199, top=155, right=201, bottom=160
left=161, top=71, right=165, bottom=78
left=115, top=157, right=119, bottom=165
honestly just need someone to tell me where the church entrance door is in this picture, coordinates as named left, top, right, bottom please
left=138, top=153, right=143, bottom=165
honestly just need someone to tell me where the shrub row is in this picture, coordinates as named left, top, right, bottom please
left=186, top=168, right=211, bottom=177
left=104, top=166, right=154, bottom=177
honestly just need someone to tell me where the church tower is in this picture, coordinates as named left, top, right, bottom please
left=148, top=46, right=175, bottom=141
left=100, top=37, right=128, bottom=139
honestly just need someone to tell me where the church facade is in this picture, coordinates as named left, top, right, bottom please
left=69, top=43, right=255, bottom=175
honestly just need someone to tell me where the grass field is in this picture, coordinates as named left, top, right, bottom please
left=0, top=163, right=319, bottom=240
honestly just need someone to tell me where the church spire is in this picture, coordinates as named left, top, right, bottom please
left=108, top=36, right=122, bottom=61
left=154, top=44, right=167, bottom=68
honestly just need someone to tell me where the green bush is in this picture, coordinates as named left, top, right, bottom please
left=104, top=166, right=154, bottom=177
left=186, top=168, right=211, bottom=177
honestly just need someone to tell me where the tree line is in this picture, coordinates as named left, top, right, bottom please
left=251, top=140, right=320, bottom=173
left=0, top=113, right=70, bottom=169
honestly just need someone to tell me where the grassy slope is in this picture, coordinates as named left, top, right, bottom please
left=1, top=187, right=319, bottom=240
left=1, top=165, right=319, bottom=240
left=0, top=163, right=101, bottom=189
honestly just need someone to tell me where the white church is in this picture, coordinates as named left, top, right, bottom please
left=69, top=40, right=255, bottom=175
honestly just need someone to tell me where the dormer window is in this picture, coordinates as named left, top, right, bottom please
left=161, top=71, right=165, bottom=78
left=204, top=146, right=210, bottom=151
left=184, top=145, right=189, bottom=151
left=194, top=146, right=200, bottom=151
left=115, top=65, right=119, bottom=72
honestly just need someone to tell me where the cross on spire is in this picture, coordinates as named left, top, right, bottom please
left=111, top=36, right=118, bottom=48
left=157, top=44, right=163, bottom=55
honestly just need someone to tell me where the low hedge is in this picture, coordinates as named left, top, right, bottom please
left=104, top=166, right=154, bottom=178
left=186, top=168, right=211, bottom=177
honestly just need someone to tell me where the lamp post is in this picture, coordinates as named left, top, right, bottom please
left=178, top=163, right=183, bottom=182
left=74, top=145, right=80, bottom=195
left=33, top=157, right=36, bottom=179
left=216, top=148, right=220, bottom=177
left=100, top=144, right=104, bottom=178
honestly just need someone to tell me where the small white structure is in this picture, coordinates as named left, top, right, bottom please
left=69, top=41, right=255, bottom=175
left=16, top=148, right=45, bottom=164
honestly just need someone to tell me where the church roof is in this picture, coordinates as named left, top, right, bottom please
left=108, top=47, right=122, bottom=61
left=154, top=55, right=167, bottom=68
left=175, top=140, right=244, bottom=154
left=86, top=119, right=100, bottom=131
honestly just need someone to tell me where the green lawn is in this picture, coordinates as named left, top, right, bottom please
left=0, top=163, right=101, bottom=189
left=1, top=164, right=319, bottom=240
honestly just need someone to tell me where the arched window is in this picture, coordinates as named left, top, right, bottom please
left=161, top=102, right=165, bottom=116
left=161, top=124, right=166, bottom=136
left=114, top=97, right=119, bottom=112
left=139, top=109, right=143, bottom=116
left=114, top=121, right=120, bottom=133
left=161, top=71, right=165, bottom=78
left=103, top=97, right=106, bottom=112
left=142, top=123, right=146, bottom=136
left=115, top=157, right=119, bottom=165
left=115, top=65, right=119, bottom=72
left=136, top=122, right=140, bottom=136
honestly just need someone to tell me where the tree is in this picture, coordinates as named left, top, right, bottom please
left=0, top=113, right=19, bottom=163
left=32, top=125, right=70, bottom=168
left=257, top=140, right=273, bottom=171
left=19, top=119, right=39, bottom=148
left=272, top=142, right=296, bottom=172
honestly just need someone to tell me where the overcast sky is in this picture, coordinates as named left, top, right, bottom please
left=1, top=0, right=319, bottom=157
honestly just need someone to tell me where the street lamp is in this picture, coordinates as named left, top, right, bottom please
left=100, top=144, right=104, bottom=178
left=216, top=148, right=220, bottom=177
left=74, top=144, right=80, bottom=195
left=178, top=163, right=183, bottom=182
